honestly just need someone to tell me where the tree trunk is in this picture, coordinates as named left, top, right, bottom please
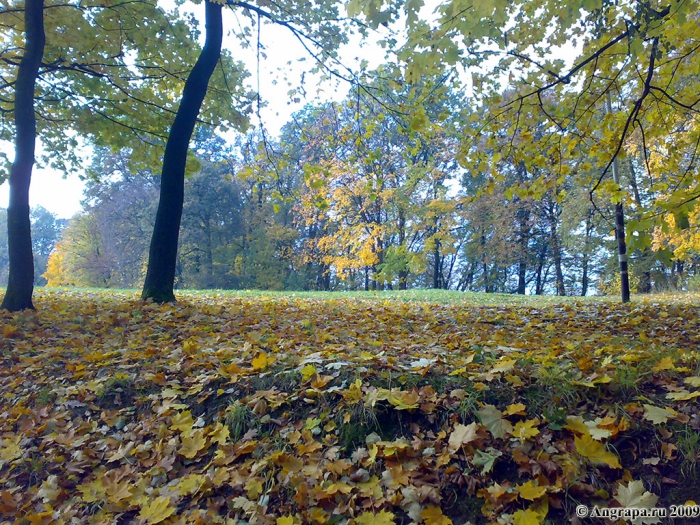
left=534, top=242, right=547, bottom=295
left=141, top=0, right=223, bottom=303
left=517, top=261, right=527, bottom=295
left=606, top=94, right=630, bottom=303
left=614, top=201, right=630, bottom=301
left=1, top=0, right=45, bottom=312
left=515, top=196, right=530, bottom=295
left=433, top=238, right=441, bottom=289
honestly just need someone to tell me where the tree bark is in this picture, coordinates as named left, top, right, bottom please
left=1, top=0, right=45, bottom=311
left=142, top=0, right=223, bottom=303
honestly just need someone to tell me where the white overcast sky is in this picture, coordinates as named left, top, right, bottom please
left=0, top=2, right=393, bottom=219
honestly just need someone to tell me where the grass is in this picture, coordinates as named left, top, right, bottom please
left=27, top=285, right=700, bottom=307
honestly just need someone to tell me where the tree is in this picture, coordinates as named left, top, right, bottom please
left=1, top=0, right=44, bottom=310
left=353, top=0, right=700, bottom=301
left=141, top=0, right=354, bottom=301
left=141, top=0, right=227, bottom=302
left=1, top=0, right=249, bottom=309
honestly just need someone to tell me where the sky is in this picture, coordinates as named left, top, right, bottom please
left=0, top=3, right=393, bottom=219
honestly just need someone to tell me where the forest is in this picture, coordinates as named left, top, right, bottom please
left=1, top=0, right=700, bottom=524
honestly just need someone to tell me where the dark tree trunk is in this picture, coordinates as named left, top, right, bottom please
left=1, top=0, right=45, bottom=312
left=433, top=238, right=441, bottom=289
left=517, top=261, right=527, bottom=295
left=515, top=195, right=530, bottom=295
left=534, top=242, right=547, bottom=295
left=141, top=0, right=223, bottom=303
left=615, top=202, right=630, bottom=302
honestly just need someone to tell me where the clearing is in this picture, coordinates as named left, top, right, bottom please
left=0, top=289, right=699, bottom=524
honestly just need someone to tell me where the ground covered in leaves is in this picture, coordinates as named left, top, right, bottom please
left=1, top=290, right=699, bottom=525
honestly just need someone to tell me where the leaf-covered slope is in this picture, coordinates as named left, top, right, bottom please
left=1, top=291, right=699, bottom=524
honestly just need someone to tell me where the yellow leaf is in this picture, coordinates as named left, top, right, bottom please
left=209, top=422, right=230, bottom=446
left=78, top=478, right=106, bottom=503
left=512, top=419, right=540, bottom=443
left=170, top=411, right=194, bottom=432
left=420, top=505, right=453, bottom=525
left=516, top=480, right=547, bottom=501
left=684, top=377, right=700, bottom=387
left=343, top=378, right=363, bottom=404
left=490, top=358, right=517, bottom=374
left=0, top=435, right=22, bottom=463
left=564, top=416, right=589, bottom=435
left=175, top=474, right=205, bottom=496
left=277, top=517, right=300, bottom=525
left=388, top=389, right=420, bottom=410
left=504, top=403, right=527, bottom=416
left=179, top=429, right=208, bottom=459
left=245, top=479, right=263, bottom=499
left=355, top=510, right=395, bottom=525
left=666, top=390, right=700, bottom=401
left=300, top=364, right=317, bottom=381
left=2, top=325, right=18, bottom=338
left=513, top=508, right=543, bottom=525
left=138, top=496, right=175, bottom=524
left=252, top=352, right=274, bottom=371
left=574, top=432, right=621, bottom=468
left=652, top=357, right=676, bottom=372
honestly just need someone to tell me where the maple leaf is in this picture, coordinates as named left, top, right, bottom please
left=105, top=480, right=133, bottom=503
left=252, top=352, right=274, bottom=371
left=666, top=390, right=700, bottom=401
left=478, top=404, right=513, bottom=439
left=355, top=510, right=395, bottom=524
left=516, top=480, right=547, bottom=501
left=420, top=505, right=453, bottom=525
left=472, top=448, right=502, bottom=474
left=209, top=422, right=230, bottom=446
left=574, top=432, right=621, bottom=468
left=448, top=422, right=479, bottom=451
left=179, top=429, right=208, bottom=458
left=505, top=402, right=527, bottom=416
left=78, top=478, right=107, bottom=503
left=614, top=480, right=661, bottom=524
left=175, top=474, right=206, bottom=496
left=685, top=376, right=700, bottom=387
left=2, top=325, right=18, bottom=338
left=138, top=496, right=176, bottom=524
left=277, top=516, right=300, bottom=525
left=643, top=404, right=677, bottom=425
left=170, top=410, right=195, bottom=432
left=512, top=419, right=540, bottom=443
left=0, top=435, right=22, bottom=464
left=36, top=475, right=61, bottom=503
left=513, top=495, right=549, bottom=524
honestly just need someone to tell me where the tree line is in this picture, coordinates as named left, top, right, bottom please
left=1, top=0, right=699, bottom=308
left=39, top=81, right=700, bottom=295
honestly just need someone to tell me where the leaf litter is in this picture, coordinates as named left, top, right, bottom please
left=1, top=290, right=699, bottom=524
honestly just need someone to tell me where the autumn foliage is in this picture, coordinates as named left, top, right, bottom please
left=1, top=290, right=699, bottom=524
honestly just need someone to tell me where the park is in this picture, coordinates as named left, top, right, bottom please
left=1, top=0, right=700, bottom=522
